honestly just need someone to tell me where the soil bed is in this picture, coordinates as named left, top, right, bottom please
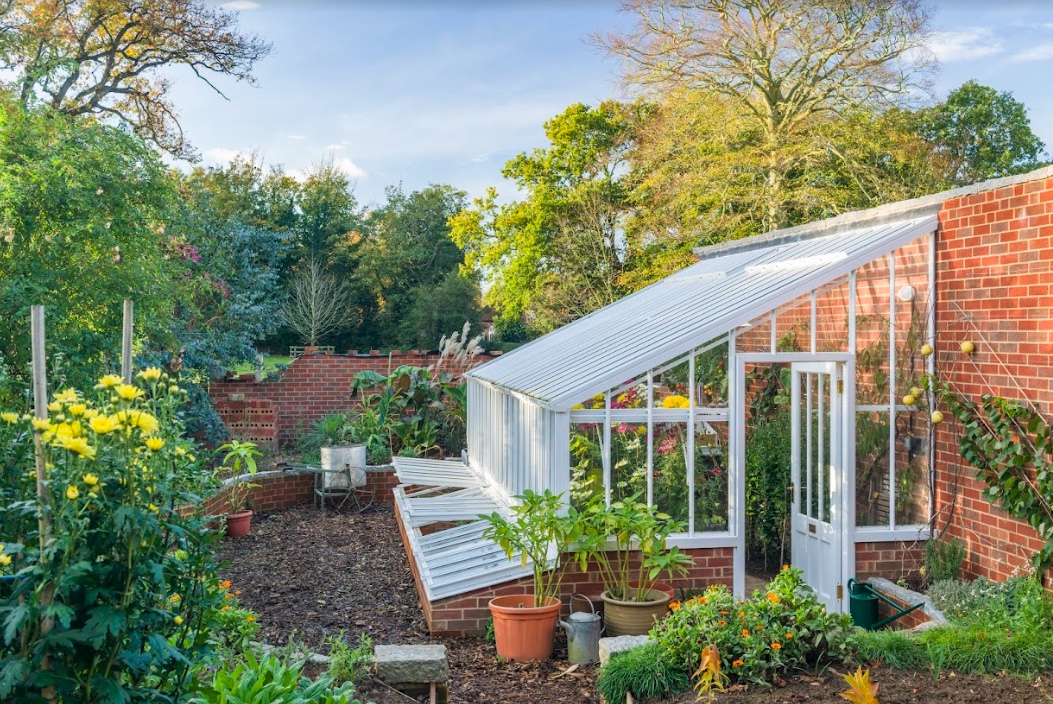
left=216, top=505, right=1042, bottom=703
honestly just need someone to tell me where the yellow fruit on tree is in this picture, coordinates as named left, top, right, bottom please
left=960, top=340, right=975, bottom=354
left=911, top=386, right=923, bottom=398
left=902, top=395, right=916, bottom=406
left=931, top=410, right=945, bottom=424
left=921, top=344, right=934, bottom=356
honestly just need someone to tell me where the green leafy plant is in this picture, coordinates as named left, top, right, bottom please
left=217, top=439, right=263, bottom=513
left=596, top=641, right=691, bottom=703
left=192, top=650, right=360, bottom=704
left=572, top=493, right=692, bottom=602
left=480, top=489, right=581, bottom=606
left=325, top=631, right=373, bottom=687
left=919, top=624, right=1053, bottom=675
left=652, top=567, right=854, bottom=685
left=851, top=629, right=929, bottom=670
left=0, top=369, right=224, bottom=702
left=924, top=537, right=966, bottom=583
left=207, top=578, right=261, bottom=657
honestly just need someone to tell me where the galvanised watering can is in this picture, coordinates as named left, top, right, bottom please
left=558, top=594, right=603, bottom=665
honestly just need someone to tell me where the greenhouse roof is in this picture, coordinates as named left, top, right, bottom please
left=467, top=213, right=938, bottom=410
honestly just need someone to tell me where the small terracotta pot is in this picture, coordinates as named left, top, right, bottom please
left=225, top=510, right=252, bottom=538
left=488, top=595, right=561, bottom=662
left=601, top=589, right=671, bottom=637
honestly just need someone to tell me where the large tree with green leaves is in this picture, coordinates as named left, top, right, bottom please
left=915, top=80, right=1048, bottom=186
left=450, top=101, right=635, bottom=333
left=0, top=0, right=271, bottom=158
left=605, top=0, right=935, bottom=233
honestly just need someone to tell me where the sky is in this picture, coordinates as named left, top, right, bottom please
left=169, top=1, right=1053, bottom=208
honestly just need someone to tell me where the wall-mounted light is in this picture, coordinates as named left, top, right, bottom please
left=897, top=285, right=916, bottom=302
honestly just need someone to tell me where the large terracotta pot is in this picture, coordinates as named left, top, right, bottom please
left=629, top=580, right=676, bottom=600
left=225, top=510, right=253, bottom=538
left=488, top=595, right=561, bottom=662
left=601, top=589, right=671, bottom=637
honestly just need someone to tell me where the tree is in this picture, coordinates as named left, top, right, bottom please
left=297, top=157, right=360, bottom=268
left=282, top=258, right=352, bottom=347
left=915, top=80, right=1048, bottom=186
left=185, top=152, right=301, bottom=234
left=401, top=271, right=481, bottom=350
left=450, top=102, right=635, bottom=332
left=605, top=0, right=934, bottom=232
left=0, top=0, right=271, bottom=158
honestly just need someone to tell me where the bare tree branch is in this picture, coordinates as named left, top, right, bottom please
left=282, top=258, right=353, bottom=347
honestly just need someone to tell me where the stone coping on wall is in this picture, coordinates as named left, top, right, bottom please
left=868, top=577, right=949, bottom=630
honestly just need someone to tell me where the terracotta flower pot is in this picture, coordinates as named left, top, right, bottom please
left=225, top=510, right=253, bottom=538
left=629, top=580, right=676, bottom=600
left=488, top=595, right=561, bottom=662
left=601, top=589, right=671, bottom=637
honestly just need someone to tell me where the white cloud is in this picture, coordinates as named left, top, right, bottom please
left=928, top=28, right=1004, bottom=63
left=286, top=134, right=306, bottom=140
left=218, top=1, right=260, bottom=10
left=203, top=147, right=244, bottom=164
left=331, top=156, right=366, bottom=179
left=1010, top=43, right=1053, bottom=62
left=470, top=153, right=490, bottom=163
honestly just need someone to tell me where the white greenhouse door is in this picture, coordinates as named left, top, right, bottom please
left=790, top=363, right=844, bottom=612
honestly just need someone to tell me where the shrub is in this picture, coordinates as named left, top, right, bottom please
left=192, top=650, right=360, bottom=704
left=0, top=369, right=224, bottom=702
left=928, top=575, right=1053, bottom=629
left=851, top=629, right=929, bottom=670
left=924, top=537, right=966, bottom=583
left=651, top=567, right=854, bottom=685
left=207, top=579, right=261, bottom=657
left=325, top=631, right=373, bottom=687
left=596, top=642, right=691, bottom=703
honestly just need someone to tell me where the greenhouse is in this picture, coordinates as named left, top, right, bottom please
left=396, top=205, right=939, bottom=613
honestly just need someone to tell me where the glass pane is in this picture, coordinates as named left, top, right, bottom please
left=695, top=421, right=729, bottom=531
left=694, top=344, right=728, bottom=407
left=893, top=237, right=930, bottom=398
left=895, top=410, right=930, bottom=526
left=809, top=373, right=820, bottom=519
left=652, top=421, right=688, bottom=522
left=610, top=420, right=647, bottom=504
left=653, top=359, right=690, bottom=408
left=774, top=297, right=811, bottom=352
left=816, top=278, right=850, bottom=352
left=855, top=254, right=892, bottom=406
left=856, top=411, right=890, bottom=527
left=736, top=313, right=773, bottom=354
left=569, top=421, right=604, bottom=510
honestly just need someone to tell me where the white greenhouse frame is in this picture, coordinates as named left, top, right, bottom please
left=396, top=209, right=940, bottom=610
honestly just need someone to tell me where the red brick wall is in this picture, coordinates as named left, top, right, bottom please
left=210, top=350, right=495, bottom=445
left=199, top=467, right=397, bottom=517
left=855, top=541, right=925, bottom=583
left=932, top=176, right=1053, bottom=584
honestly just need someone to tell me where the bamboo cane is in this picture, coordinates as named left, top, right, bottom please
left=121, top=299, right=134, bottom=383
left=30, top=305, right=55, bottom=702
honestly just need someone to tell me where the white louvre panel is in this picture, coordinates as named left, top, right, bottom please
left=467, top=216, right=937, bottom=410
left=413, top=520, right=537, bottom=601
left=392, top=456, right=486, bottom=488
left=396, top=486, right=503, bottom=527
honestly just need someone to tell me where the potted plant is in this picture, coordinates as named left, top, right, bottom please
left=218, top=440, right=262, bottom=538
left=480, top=489, right=580, bottom=661
left=573, top=493, right=693, bottom=636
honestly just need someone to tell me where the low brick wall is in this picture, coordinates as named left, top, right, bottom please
left=855, top=540, right=925, bottom=583
left=200, top=466, right=398, bottom=517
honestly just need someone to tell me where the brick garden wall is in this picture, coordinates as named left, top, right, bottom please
left=200, top=467, right=398, bottom=518
left=932, top=176, right=1053, bottom=585
left=855, top=540, right=925, bottom=583
left=210, top=350, right=495, bottom=446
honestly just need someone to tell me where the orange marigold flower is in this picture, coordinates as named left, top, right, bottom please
left=720, top=610, right=728, bottom=615
left=771, top=642, right=782, bottom=650
left=670, top=601, right=681, bottom=612
left=732, top=659, right=744, bottom=667
left=220, top=580, right=232, bottom=589
left=766, top=592, right=781, bottom=604
left=738, top=611, right=745, bottom=618
left=699, top=596, right=708, bottom=603
left=246, top=615, right=255, bottom=622
left=718, top=620, right=727, bottom=626
left=742, top=629, right=750, bottom=637
left=785, top=633, right=794, bottom=639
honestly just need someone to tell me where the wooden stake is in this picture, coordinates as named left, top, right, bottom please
left=121, top=299, right=133, bottom=383
left=30, top=305, right=55, bottom=702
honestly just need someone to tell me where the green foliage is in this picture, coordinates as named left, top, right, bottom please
left=652, top=567, right=855, bottom=686
left=745, top=410, right=791, bottom=564
left=924, top=537, right=966, bottom=583
left=191, top=650, right=360, bottom=704
left=0, top=369, right=225, bottom=702
left=207, top=580, right=261, bottom=658
left=483, top=617, right=495, bottom=644
left=919, top=624, right=1053, bottom=675
left=572, top=493, right=692, bottom=602
left=480, top=489, right=581, bottom=606
left=324, top=631, right=373, bottom=687
left=917, top=80, right=1048, bottom=186
left=850, top=629, right=928, bottom=670
left=400, top=270, right=481, bottom=350
left=216, top=440, right=263, bottom=513
left=596, top=641, right=691, bottom=703
left=343, top=366, right=466, bottom=464
left=928, top=575, right=1053, bottom=629
left=936, top=387, right=1053, bottom=571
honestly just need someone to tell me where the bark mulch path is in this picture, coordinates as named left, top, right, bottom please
left=215, top=505, right=1044, bottom=704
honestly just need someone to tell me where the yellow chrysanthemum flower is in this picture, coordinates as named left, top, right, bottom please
left=174, top=446, right=186, bottom=456
left=98, top=374, right=123, bottom=388
left=173, top=615, right=183, bottom=625
left=58, top=436, right=96, bottom=460
left=148, top=504, right=159, bottom=513
left=67, top=403, right=87, bottom=417
left=145, top=437, right=165, bottom=451
left=66, top=485, right=80, bottom=500
left=53, top=421, right=82, bottom=439
left=115, top=384, right=144, bottom=401
left=46, top=401, right=62, bottom=413
left=661, top=395, right=690, bottom=409
left=136, top=413, right=159, bottom=435
left=53, top=389, right=78, bottom=403
left=137, top=367, right=162, bottom=382
left=89, top=415, right=120, bottom=435
left=83, top=473, right=99, bottom=486
left=0, top=554, right=10, bottom=567
left=1, top=412, right=18, bottom=424
left=82, top=408, right=100, bottom=420
left=31, top=418, right=50, bottom=431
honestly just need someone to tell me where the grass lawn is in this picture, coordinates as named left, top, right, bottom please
left=229, top=355, right=293, bottom=376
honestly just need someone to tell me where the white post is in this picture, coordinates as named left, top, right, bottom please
left=121, top=299, right=133, bottom=383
